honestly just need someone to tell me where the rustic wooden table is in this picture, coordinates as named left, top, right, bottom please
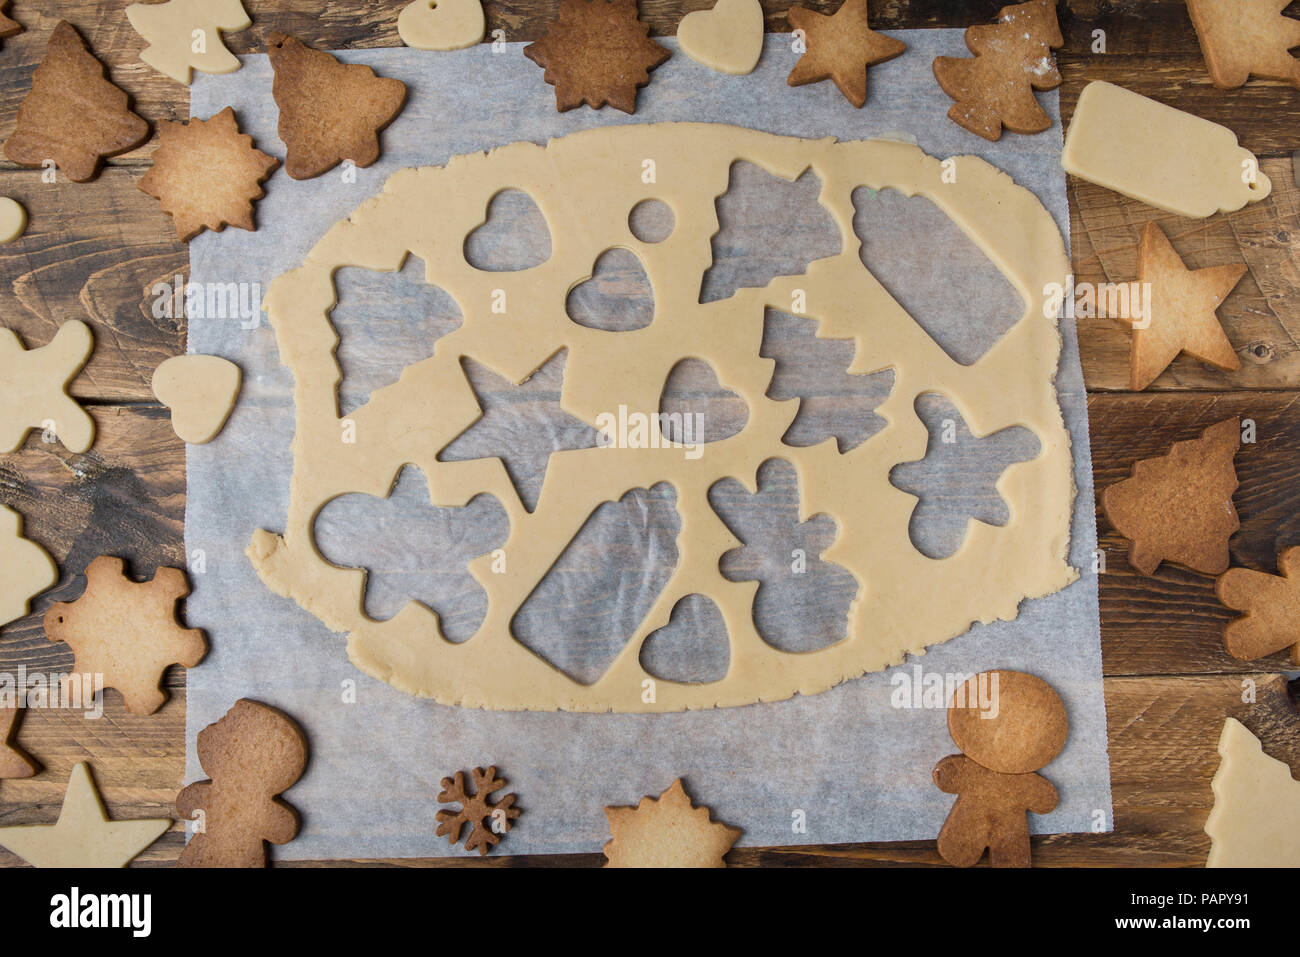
left=0, top=0, right=1296, bottom=868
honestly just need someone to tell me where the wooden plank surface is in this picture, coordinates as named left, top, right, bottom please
left=1, top=0, right=1298, bottom=868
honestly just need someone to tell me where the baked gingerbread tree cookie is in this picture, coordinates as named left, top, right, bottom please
left=1216, top=546, right=1300, bottom=664
left=1187, top=0, right=1300, bottom=90
left=3, top=21, right=150, bottom=182
left=177, top=699, right=308, bottom=867
left=138, top=107, right=279, bottom=241
left=1101, top=417, right=1241, bottom=577
left=603, top=778, right=741, bottom=867
left=44, top=556, right=208, bottom=715
left=786, top=0, right=905, bottom=108
left=523, top=0, right=670, bottom=114
left=435, top=765, right=520, bottom=855
left=933, top=0, right=1063, bottom=141
left=935, top=670, right=1067, bottom=868
left=268, top=33, right=407, bottom=180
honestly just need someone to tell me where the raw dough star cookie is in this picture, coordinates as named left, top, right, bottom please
left=1109, top=221, right=1245, bottom=391
left=677, top=0, right=764, bottom=76
left=398, top=0, right=485, bottom=51
left=151, top=354, right=242, bottom=443
left=0, top=504, right=57, bottom=628
left=603, top=778, right=740, bottom=867
left=1205, top=717, right=1300, bottom=867
left=1186, top=0, right=1300, bottom=90
left=139, top=107, right=279, bottom=242
left=44, top=556, right=208, bottom=715
left=1216, top=546, right=1300, bottom=664
left=524, top=0, right=670, bottom=113
left=3, top=21, right=150, bottom=183
left=0, top=762, right=171, bottom=868
left=786, top=0, right=905, bottom=108
left=126, top=0, right=252, bottom=84
left=0, top=319, right=95, bottom=454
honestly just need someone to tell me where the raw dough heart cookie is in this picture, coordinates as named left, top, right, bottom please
left=1205, top=717, right=1300, bottom=867
left=398, top=0, right=485, bottom=52
left=603, top=778, right=740, bottom=867
left=786, top=0, right=905, bottom=108
left=152, top=355, right=242, bottom=444
left=0, top=504, right=57, bottom=629
left=1216, top=546, right=1300, bottom=664
left=126, top=0, right=252, bottom=84
left=247, top=124, right=1078, bottom=712
left=0, top=319, right=95, bottom=454
left=1186, top=0, right=1300, bottom=90
left=678, top=0, right=764, bottom=76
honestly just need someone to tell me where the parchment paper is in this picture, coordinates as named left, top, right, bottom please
left=186, top=32, right=1111, bottom=858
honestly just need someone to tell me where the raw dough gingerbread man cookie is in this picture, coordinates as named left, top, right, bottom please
left=0, top=504, right=57, bottom=629
left=0, top=320, right=95, bottom=454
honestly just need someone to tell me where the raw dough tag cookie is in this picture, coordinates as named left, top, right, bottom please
left=0, top=762, right=171, bottom=868
left=0, top=504, right=57, bottom=628
left=1186, top=0, right=1300, bottom=90
left=3, top=21, right=150, bottom=183
left=1216, top=546, right=1300, bottom=664
left=398, top=0, right=486, bottom=52
left=0, top=319, right=95, bottom=454
left=786, top=0, right=905, bottom=108
left=152, top=354, right=242, bottom=443
left=603, top=778, right=740, bottom=867
left=126, top=0, right=252, bottom=84
left=44, top=556, right=208, bottom=715
left=1205, top=717, right=1300, bottom=867
left=1062, top=81, right=1270, bottom=218
left=248, top=124, right=1079, bottom=713
left=677, top=0, right=764, bottom=76
left=1101, top=417, right=1240, bottom=577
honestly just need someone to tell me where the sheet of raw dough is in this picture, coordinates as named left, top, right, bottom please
left=187, top=32, right=1110, bottom=858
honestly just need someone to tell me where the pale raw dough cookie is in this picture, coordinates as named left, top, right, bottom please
left=126, top=0, right=251, bottom=85
left=0, top=319, right=94, bottom=454
left=0, top=762, right=171, bottom=867
left=398, top=0, right=486, bottom=52
left=247, top=123, right=1077, bottom=712
left=1205, top=717, right=1300, bottom=867
left=152, top=354, right=242, bottom=444
left=603, top=778, right=740, bottom=867
left=1062, top=81, right=1270, bottom=218
left=0, top=196, right=25, bottom=243
left=0, top=504, right=57, bottom=628
left=677, top=0, right=764, bottom=76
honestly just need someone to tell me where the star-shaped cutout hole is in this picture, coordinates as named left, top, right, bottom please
left=1112, top=221, right=1246, bottom=391
left=438, top=350, right=602, bottom=513
left=786, top=0, right=906, bottom=107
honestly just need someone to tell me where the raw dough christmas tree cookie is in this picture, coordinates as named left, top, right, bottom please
left=0, top=504, right=57, bottom=629
left=0, top=1, right=21, bottom=46
left=139, top=107, right=278, bottom=242
left=0, top=706, right=39, bottom=779
left=932, top=0, right=1063, bottom=142
left=678, top=0, right=764, bottom=76
left=1186, top=0, right=1300, bottom=90
left=435, top=765, right=520, bottom=855
left=604, top=778, right=740, bottom=867
left=398, top=0, right=485, bottom=52
left=1216, top=546, right=1300, bottom=664
left=1205, top=717, right=1300, bottom=867
left=1101, top=417, right=1240, bottom=577
left=126, top=0, right=252, bottom=85
left=3, top=21, right=150, bottom=183
left=177, top=699, right=307, bottom=867
left=151, top=354, right=242, bottom=444
left=0, top=762, right=171, bottom=868
left=268, top=33, right=408, bottom=180
left=786, top=0, right=905, bottom=108
left=44, top=556, right=208, bottom=716
left=1109, top=222, right=1245, bottom=391
left=0, top=197, right=26, bottom=243
left=0, top=319, right=95, bottom=454
left=1062, top=81, right=1271, bottom=218
left=524, top=0, right=670, bottom=113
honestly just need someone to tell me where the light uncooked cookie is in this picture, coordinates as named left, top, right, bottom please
left=1205, top=717, right=1300, bottom=867
left=126, top=0, right=251, bottom=84
left=247, top=124, right=1077, bottom=712
left=0, top=504, right=57, bottom=628
left=677, top=0, right=764, bottom=76
left=151, top=354, right=241, bottom=444
left=1062, top=81, right=1270, bottom=218
left=0, top=196, right=25, bottom=243
left=0, top=319, right=94, bottom=454
left=0, top=762, right=171, bottom=867
left=398, top=0, right=485, bottom=52
left=604, top=778, right=740, bottom=867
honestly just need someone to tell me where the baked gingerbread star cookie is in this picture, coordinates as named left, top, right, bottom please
left=786, top=0, right=905, bottom=107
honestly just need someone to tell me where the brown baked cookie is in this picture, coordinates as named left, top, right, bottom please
left=44, top=556, right=207, bottom=715
left=3, top=21, right=149, bottom=182
left=267, top=33, right=407, bottom=180
left=1186, top=0, right=1300, bottom=90
left=138, top=106, right=279, bottom=241
left=932, top=0, right=1063, bottom=141
left=1101, top=417, right=1241, bottom=577
left=176, top=699, right=308, bottom=867
left=1216, top=546, right=1300, bottom=664
left=0, top=1, right=23, bottom=45
left=523, top=0, right=670, bottom=114
left=0, top=705, right=39, bottom=779
left=603, top=778, right=740, bottom=867
left=934, top=754, right=1058, bottom=867
left=435, top=766, right=520, bottom=855
left=786, top=0, right=905, bottom=108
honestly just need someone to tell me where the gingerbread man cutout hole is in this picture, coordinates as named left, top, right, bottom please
left=934, top=670, right=1067, bottom=868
